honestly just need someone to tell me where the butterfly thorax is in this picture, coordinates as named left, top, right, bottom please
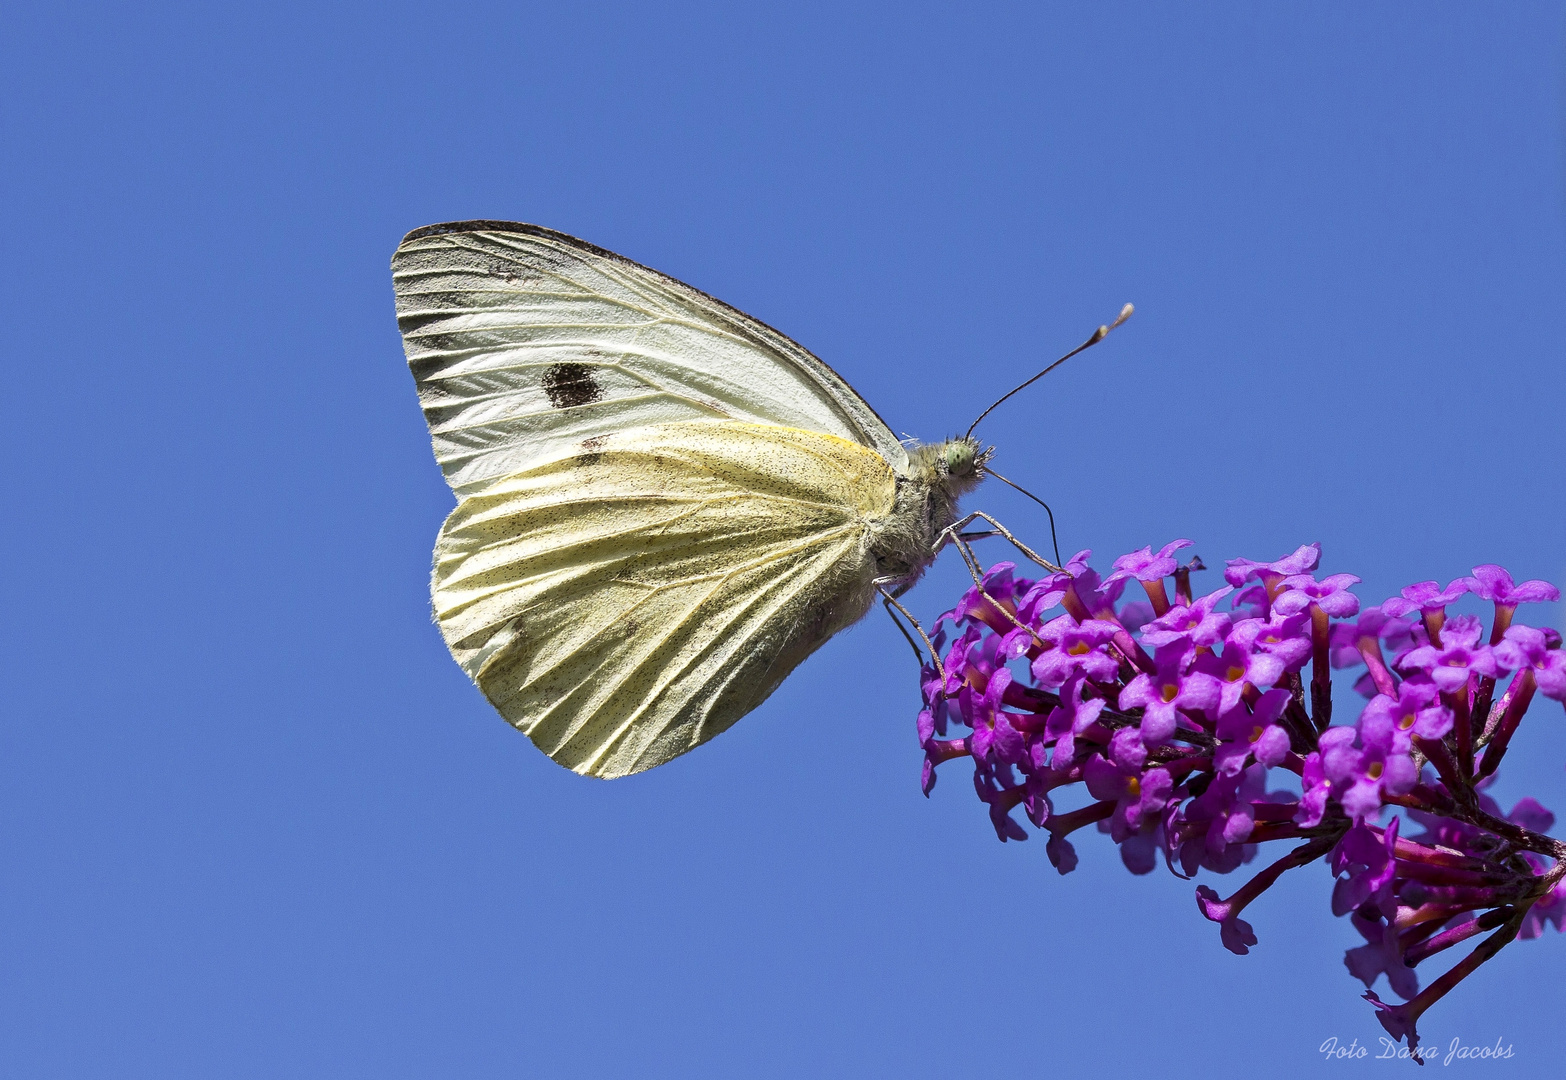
left=869, top=436, right=988, bottom=589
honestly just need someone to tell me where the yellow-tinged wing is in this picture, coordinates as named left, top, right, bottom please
left=432, top=419, right=897, bottom=778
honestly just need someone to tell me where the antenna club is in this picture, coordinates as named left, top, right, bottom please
left=962, top=304, right=1136, bottom=440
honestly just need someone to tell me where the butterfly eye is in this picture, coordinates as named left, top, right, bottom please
left=945, top=442, right=975, bottom=476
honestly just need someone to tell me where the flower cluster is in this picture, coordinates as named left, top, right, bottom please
left=916, top=542, right=1565, bottom=1056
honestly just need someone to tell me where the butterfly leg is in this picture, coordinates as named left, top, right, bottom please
left=932, top=514, right=1052, bottom=650
left=874, top=579, right=951, bottom=691
left=936, top=511, right=1059, bottom=573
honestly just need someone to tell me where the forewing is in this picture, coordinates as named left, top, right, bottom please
left=392, top=220, right=908, bottom=495
left=431, top=421, right=897, bottom=778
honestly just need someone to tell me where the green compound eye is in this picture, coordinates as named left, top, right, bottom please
left=945, top=441, right=975, bottom=475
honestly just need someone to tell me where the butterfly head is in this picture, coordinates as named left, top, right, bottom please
left=940, top=437, right=990, bottom=481
left=906, top=437, right=991, bottom=508
left=910, top=435, right=989, bottom=487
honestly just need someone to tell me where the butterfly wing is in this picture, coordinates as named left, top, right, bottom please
left=392, top=220, right=908, bottom=495
left=433, top=420, right=896, bottom=778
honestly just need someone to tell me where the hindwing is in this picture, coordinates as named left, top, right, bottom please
left=431, top=420, right=896, bottom=777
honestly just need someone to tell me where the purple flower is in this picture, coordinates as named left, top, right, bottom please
left=1331, top=818, right=1398, bottom=917
left=917, top=544, right=1566, bottom=1045
left=1118, top=644, right=1222, bottom=744
left=1520, top=881, right=1566, bottom=940
left=1295, top=748, right=1332, bottom=828
left=1461, top=565, right=1560, bottom=607
left=1493, top=625, right=1552, bottom=673
left=972, top=765, right=1028, bottom=842
left=1116, top=599, right=1154, bottom=633
left=1399, top=613, right=1498, bottom=693
left=1181, top=764, right=1268, bottom=864
left=1508, top=795, right=1555, bottom=833
left=1539, top=653, right=1566, bottom=703
left=1380, top=578, right=1470, bottom=619
left=1322, top=710, right=1416, bottom=821
left=942, top=563, right=1037, bottom=646
left=1194, top=639, right=1287, bottom=712
left=1493, top=625, right=1566, bottom=702
left=1116, top=821, right=1163, bottom=876
left=1328, top=625, right=1364, bottom=670
left=1060, top=549, right=1093, bottom=576
left=1015, top=573, right=1070, bottom=626
left=1330, top=605, right=1417, bottom=651
left=1045, top=831, right=1078, bottom=874
left=1358, top=676, right=1452, bottom=741
left=1105, top=539, right=1193, bottom=585
left=1346, top=909, right=1419, bottom=999
left=1059, top=558, right=1127, bottom=622
left=1229, top=584, right=1268, bottom=621
left=1194, top=885, right=1260, bottom=955
left=1138, top=585, right=1234, bottom=647
left=1227, top=612, right=1313, bottom=672
left=1041, top=672, right=1108, bottom=767
left=1213, top=688, right=1293, bottom=776
left=965, top=668, right=1029, bottom=769
left=939, top=623, right=990, bottom=696
left=1084, top=750, right=1173, bottom=843
left=1224, top=543, right=1322, bottom=588
left=1030, top=615, right=1122, bottom=688
left=917, top=704, right=970, bottom=795
left=1363, top=990, right=1422, bottom=1056
left=1272, top=572, right=1362, bottom=618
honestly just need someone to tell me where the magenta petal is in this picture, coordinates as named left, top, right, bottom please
left=1537, top=653, right=1566, bottom=701
left=1508, top=797, right=1556, bottom=833
left=1254, top=724, right=1291, bottom=766
left=1117, top=673, right=1156, bottom=710
left=1083, top=754, right=1122, bottom=802
left=1045, top=833, right=1078, bottom=874
left=1109, top=729, right=1145, bottom=768
left=1364, top=991, right=1420, bottom=1053
left=1195, top=884, right=1229, bottom=921
left=1213, top=741, right=1250, bottom=777
left=1139, top=703, right=1177, bottom=745
left=1219, top=917, right=1258, bottom=955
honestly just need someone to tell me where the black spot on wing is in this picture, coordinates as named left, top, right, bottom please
left=543, top=362, right=606, bottom=410
left=576, top=436, right=607, bottom=467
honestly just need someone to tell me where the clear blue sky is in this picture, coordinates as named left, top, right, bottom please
left=3, top=3, right=1564, bottom=1077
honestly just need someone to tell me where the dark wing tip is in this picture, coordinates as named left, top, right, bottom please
left=400, top=220, right=534, bottom=245
left=396, top=220, right=628, bottom=263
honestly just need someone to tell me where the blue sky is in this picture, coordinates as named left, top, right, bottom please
left=3, top=3, right=1564, bottom=1077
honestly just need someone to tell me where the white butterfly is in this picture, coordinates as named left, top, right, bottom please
left=393, top=221, right=1080, bottom=778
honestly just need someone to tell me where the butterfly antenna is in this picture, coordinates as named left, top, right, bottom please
left=979, top=465, right=1063, bottom=567
left=963, top=303, right=1133, bottom=441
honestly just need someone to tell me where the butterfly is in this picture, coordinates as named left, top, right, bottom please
left=392, top=221, right=1119, bottom=778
